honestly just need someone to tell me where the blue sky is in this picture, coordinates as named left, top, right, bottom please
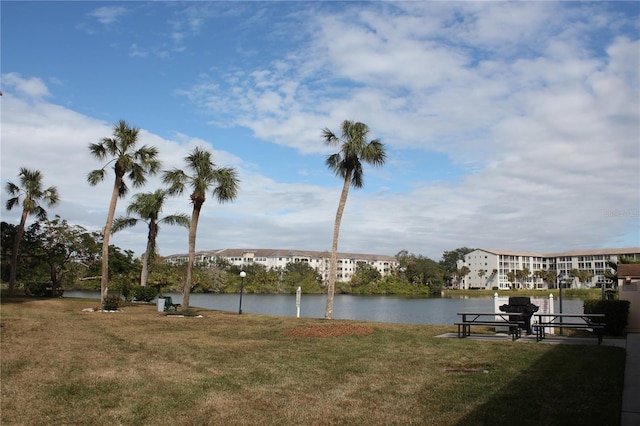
left=1, top=1, right=639, bottom=260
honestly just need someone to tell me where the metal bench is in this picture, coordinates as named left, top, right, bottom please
left=534, top=313, right=606, bottom=344
left=456, top=312, right=526, bottom=341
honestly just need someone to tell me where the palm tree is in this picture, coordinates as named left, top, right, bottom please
left=162, top=147, right=239, bottom=309
left=111, top=189, right=190, bottom=287
left=322, top=120, right=386, bottom=319
left=5, top=168, right=59, bottom=295
left=87, top=120, right=160, bottom=306
left=458, top=266, right=470, bottom=290
left=478, top=269, right=486, bottom=288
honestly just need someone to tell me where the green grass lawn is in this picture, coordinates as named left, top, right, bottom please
left=0, top=297, right=625, bottom=425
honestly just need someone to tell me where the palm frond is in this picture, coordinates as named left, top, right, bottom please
left=111, top=217, right=141, bottom=233
left=34, top=206, right=48, bottom=221
left=5, top=197, right=20, bottom=211
left=5, top=182, right=20, bottom=196
left=212, top=167, right=239, bottom=203
left=161, top=214, right=191, bottom=228
left=88, top=142, right=108, bottom=160
left=118, top=180, right=129, bottom=198
left=87, top=169, right=106, bottom=186
left=162, top=169, right=188, bottom=196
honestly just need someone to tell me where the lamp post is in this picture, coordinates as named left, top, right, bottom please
left=558, top=272, right=564, bottom=335
left=238, top=271, right=246, bottom=315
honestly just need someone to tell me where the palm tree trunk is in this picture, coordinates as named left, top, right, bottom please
left=101, top=176, right=122, bottom=305
left=183, top=204, right=201, bottom=309
left=140, top=252, right=149, bottom=287
left=49, top=262, right=59, bottom=297
left=8, top=209, right=29, bottom=296
left=140, top=222, right=157, bottom=287
left=325, top=174, right=351, bottom=319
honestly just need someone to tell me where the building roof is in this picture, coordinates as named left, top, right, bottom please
left=546, top=248, right=640, bottom=257
left=472, top=247, right=640, bottom=258
left=474, top=249, right=547, bottom=257
left=166, top=248, right=398, bottom=262
left=618, top=264, right=640, bottom=278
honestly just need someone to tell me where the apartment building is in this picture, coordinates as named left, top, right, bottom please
left=164, top=248, right=398, bottom=283
left=461, top=248, right=640, bottom=290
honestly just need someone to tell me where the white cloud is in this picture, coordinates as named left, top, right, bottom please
left=174, top=2, right=639, bottom=256
left=2, top=2, right=638, bottom=261
left=89, top=6, right=128, bottom=25
left=2, top=73, right=50, bottom=98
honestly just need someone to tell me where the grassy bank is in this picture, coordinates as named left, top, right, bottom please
left=443, top=288, right=605, bottom=300
left=1, top=297, right=625, bottom=425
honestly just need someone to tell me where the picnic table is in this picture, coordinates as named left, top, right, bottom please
left=533, top=313, right=606, bottom=344
left=456, top=312, right=526, bottom=341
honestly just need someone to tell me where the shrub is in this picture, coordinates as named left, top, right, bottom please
left=109, top=275, right=136, bottom=301
left=24, top=281, right=48, bottom=297
left=24, top=282, right=64, bottom=297
left=133, top=286, right=158, bottom=302
left=584, top=299, right=630, bottom=336
left=102, top=295, right=121, bottom=311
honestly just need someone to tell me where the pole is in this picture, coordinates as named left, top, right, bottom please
left=239, top=271, right=246, bottom=315
left=558, top=273, right=564, bottom=335
left=296, top=286, right=301, bottom=318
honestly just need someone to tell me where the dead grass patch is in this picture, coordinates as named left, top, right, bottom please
left=282, top=322, right=374, bottom=338
left=0, top=297, right=626, bottom=426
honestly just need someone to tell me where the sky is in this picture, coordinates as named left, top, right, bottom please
left=1, top=1, right=639, bottom=261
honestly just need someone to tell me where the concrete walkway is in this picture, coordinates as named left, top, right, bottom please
left=622, top=333, right=640, bottom=426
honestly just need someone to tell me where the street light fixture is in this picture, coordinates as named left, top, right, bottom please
left=558, top=272, right=564, bottom=335
left=238, top=271, right=246, bottom=315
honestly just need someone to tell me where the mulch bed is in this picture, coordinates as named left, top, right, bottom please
left=283, top=323, right=374, bottom=338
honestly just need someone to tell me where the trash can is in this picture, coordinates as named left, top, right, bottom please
left=156, top=297, right=165, bottom=312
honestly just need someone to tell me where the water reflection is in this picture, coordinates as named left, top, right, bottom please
left=63, top=291, right=584, bottom=326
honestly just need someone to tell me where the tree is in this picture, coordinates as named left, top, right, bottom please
left=322, top=120, right=386, bottom=319
left=281, top=262, right=324, bottom=293
left=458, top=266, right=470, bottom=289
left=163, top=147, right=239, bottom=309
left=440, top=247, right=475, bottom=287
left=477, top=269, right=486, bottom=286
left=350, top=263, right=382, bottom=287
left=87, top=120, right=160, bottom=306
left=27, top=216, right=101, bottom=296
left=570, top=268, right=594, bottom=288
left=5, top=168, right=59, bottom=295
left=111, top=189, right=189, bottom=287
left=534, top=269, right=557, bottom=289
left=440, top=247, right=475, bottom=273
left=515, top=267, right=531, bottom=289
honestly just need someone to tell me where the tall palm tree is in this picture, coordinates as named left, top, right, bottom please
left=111, top=189, right=190, bottom=287
left=162, top=147, right=239, bottom=309
left=322, top=120, right=386, bottom=319
left=5, top=168, right=59, bottom=295
left=87, top=120, right=160, bottom=306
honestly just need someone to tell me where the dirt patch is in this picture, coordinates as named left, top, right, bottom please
left=283, top=323, right=374, bottom=338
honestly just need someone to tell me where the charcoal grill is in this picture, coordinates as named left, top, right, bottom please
left=499, top=297, right=539, bottom=335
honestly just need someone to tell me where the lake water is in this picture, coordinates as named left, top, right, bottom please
left=63, top=291, right=585, bottom=325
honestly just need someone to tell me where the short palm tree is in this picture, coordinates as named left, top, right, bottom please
left=87, top=120, right=161, bottom=306
left=162, top=147, right=239, bottom=309
left=111, top=189, right=190, bottom=287
left=5, top=168, right=59, bottom=295
left=322, top=120, right=386, bottom=319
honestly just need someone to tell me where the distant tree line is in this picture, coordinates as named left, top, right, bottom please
left=1, top=215, right=476, bottom=298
